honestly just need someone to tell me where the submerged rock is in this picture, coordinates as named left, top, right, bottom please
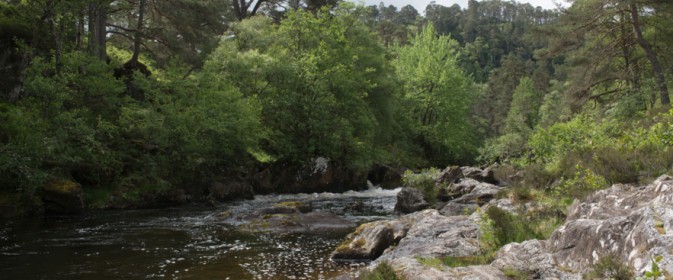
left=239, top=210, right=356, bottom=233
left=394, top=187, right=429, bottom=214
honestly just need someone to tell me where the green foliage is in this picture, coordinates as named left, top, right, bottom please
left=402, top=168, right=441, bottom=207
left=358, top=262, right=402, bottom=280
left=395, top=23, right=478, bottom=165
left=477, top=207, right=498, bottom=253
left=551, top=166, right=608, bottom=199
left=485, top=206, right=544, bottom=248
left=209, top=5, right=408, bottom=171
left=584, top=254, right=635, bottom=280
left=637, top=255, right=665, bottom=280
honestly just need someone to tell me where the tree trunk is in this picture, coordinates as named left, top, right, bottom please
left=88, top=2, right=107, bottom=60
left=629, top=3, right=670, bottom=106
left=129, top=0, right=146, bottom=68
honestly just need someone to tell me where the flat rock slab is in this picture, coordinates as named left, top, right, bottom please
left=239, top=211, right=356, bottom=233
left=379, top=210, right=481, bottom=260
left=383, top=257, right=507, bottom=280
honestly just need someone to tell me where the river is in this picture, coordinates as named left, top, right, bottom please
left=0, top=187, right=400, bottom=279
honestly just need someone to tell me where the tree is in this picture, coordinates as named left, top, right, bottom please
left=395, top=24, right=477, bottom=164
left=207, top=5, right=403, bottom=171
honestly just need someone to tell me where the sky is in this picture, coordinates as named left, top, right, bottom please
left=357, top=0, right=570, bottom=13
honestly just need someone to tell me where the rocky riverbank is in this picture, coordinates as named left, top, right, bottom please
left=331, top=166, right=673, bottom=279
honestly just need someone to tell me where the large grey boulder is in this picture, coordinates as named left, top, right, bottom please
left=436, top=166, right=462, bottom=185
left=330, top=220, right=408, bottom=262
left=546, top=175, right=673, bottom=276
left=450, top=180, right=500, bottom=206
left=438, top=202, right=479, bottom=216
left=460, top=166, right=499, bottom=185
left=492, top=240, right=580, bottom=279
left=379, top=210, right=481, bottom=260
left=382, top=257, right=507, bottom=280
left=394, top=187, right=429, bottom=214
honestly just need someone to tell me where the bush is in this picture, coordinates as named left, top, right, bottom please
left=402, top=168, right=441, bottom=207
left=583, top=254, right=634, bottom=280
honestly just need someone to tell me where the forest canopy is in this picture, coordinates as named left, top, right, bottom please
left=0, top=0, right=672, bottom=212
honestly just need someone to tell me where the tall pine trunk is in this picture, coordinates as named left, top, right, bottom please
left=629, top=3, right=670, bottom=106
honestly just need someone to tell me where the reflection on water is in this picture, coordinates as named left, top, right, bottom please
left=0, top=187, right=399, bottom=279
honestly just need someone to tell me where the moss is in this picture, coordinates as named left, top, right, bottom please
left=45, top=180, right=80, bottom=193
left=416, top=257, right=445, bottom=271
left=353, top=238, right=366, bottom=248
left=655, top=219, right=666, bottom=235
left=274, top=201, right=303, bottom=208
left=442, top=255, right=493, bottom=267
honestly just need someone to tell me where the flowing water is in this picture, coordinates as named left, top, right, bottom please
left=0, top=187, right=400, bottom=280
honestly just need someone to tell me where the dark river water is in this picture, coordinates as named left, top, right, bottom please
left=0, top=187, right=399, bottom=280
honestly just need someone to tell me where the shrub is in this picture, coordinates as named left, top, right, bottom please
left=402, top=168, right=441, bottom=207
left=583, top=254, right=634, bottom=280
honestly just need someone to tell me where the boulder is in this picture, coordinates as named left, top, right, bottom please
left=383, top=257, right=507, bottom=280
left=444, top=178, right=481, bottom=198
left=208, top=181, right=254, bottom=202
left=331, top=220, right=407, bottom=262
left=460, top=166, right=499, bottom=185
left=367, top=165, right=403, bottom=189
left=239, top=211, right=356, bottom=233
left=394, top=187, right=429, bottom=214
left=438, top=202, right=479, bottom=216
left=42, top=180, right=85, bottom=214
left=379, top=210, right=481, bottom=260
left=451, top=181, right=500, bottom=206
left=436, top=166, right=462, bottom=185
left=546, top=175, right=673, bottom=276
left=483, top=199, right=518, bottom=214
left=492, top=240, right=579, bottom=279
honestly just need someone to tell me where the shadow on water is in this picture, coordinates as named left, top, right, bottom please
left=0, top=187, right=399, bottom=279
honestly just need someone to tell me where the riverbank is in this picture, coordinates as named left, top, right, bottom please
left=331, top=166, right=673, bottom=279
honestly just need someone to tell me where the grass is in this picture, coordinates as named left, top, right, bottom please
left=358, top=262, right=402, bottom=280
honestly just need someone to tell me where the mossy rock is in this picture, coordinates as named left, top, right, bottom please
left=42, top=180, right=85, bottom=215
left=273, top=201, right=312, bottom=213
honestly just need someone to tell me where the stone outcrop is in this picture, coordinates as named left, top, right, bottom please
left=335, top=174, right=673, bottom=280
left=42, top=180, right=85, bottom=214
left=394, top=187, right=429, bottom=214
left=379, top=210, right=481, bottom=260
left=385, top=257, right=507, bottom=280
left=547, top=174, right=673, bottom=275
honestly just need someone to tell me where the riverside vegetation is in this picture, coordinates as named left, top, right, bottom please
left=2, top=0, right=673, bottom=278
